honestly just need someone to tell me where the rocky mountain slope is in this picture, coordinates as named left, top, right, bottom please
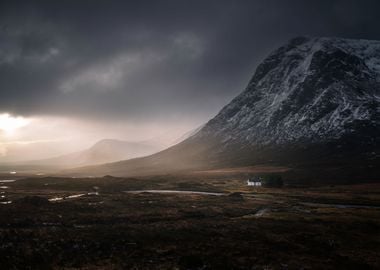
left=68, top=37, right=380, bottom=181
left=198, top=36, right=379, bottom=144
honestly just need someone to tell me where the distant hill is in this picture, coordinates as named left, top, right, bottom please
left=67, top=37, right=380, bottom=182
left=30, top=139, right=161, bottom=168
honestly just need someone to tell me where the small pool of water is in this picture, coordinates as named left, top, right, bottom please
left=0, top=180, right=16, bottom=183
left=0, top=201, right=12, bottom=205
left=49, top=192, right=100, bottom=202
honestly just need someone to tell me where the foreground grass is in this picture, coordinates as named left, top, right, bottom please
left=0, top=175, right=379, bottom=269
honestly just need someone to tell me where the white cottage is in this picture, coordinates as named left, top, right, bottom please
left=247, top=177, right=262, bottom=187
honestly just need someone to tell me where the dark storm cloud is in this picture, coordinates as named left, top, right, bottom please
left=1, top=0, right=380, bottom=122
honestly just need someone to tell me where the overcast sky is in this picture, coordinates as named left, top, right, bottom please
left=1, top=0, right=380, bottom=160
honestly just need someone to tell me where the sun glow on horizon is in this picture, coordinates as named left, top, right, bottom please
left=0, top=113, right=31, bottom=135
left=0, top=113, right=198, bottom=162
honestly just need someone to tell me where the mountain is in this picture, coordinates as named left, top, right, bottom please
left=68, top=37, right=380, bottom=182
left=32, top=139, right=162, bottom=168
left=171, top=124, right=205, bottom=145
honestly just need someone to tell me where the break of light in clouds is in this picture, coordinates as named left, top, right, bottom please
left=1, top=0, right=380, bottom=161
left=0, top=113, right=30, bottom=136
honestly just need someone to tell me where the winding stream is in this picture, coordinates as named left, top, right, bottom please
left=124, top=190, right=225, bottom=196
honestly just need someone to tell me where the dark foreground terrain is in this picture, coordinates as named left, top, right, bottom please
left=0, top=174, right=379, bottom=269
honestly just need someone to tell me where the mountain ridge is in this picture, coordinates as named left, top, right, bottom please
left=66, top=36, right=380, bottom=182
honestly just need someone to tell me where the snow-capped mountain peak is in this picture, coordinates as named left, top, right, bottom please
left=195, top=37, right=380, bottom=146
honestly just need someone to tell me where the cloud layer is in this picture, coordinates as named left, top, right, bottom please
left=1, top=0, right=380, bottom=132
